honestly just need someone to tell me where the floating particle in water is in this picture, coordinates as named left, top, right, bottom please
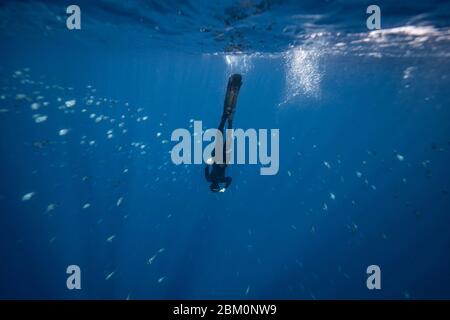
left=123, top=168, right=129, bottom=173
left=356, top=171, right=362, bottom=178
left=310, top=226, right=316, bottom=234
left=157, top=276, right=166, bottom=283
left=0, top=108, right=8, bottom=113
left=329, top=192, right=336, bottom=200
left=65, top=100, right=76, bottom=108
left=30, top=102, right=40, bottom=110
left=396, top=154, right=405, bottom=161
left=116, top=197, right=123, bottom=207
left=245, top=286, right=250, bottom=295
left=22, top=192, right=35, bottom=201
left=106, top=235, right=116, bottom=242
left=34, top=115, right=48, bottom=123
left=16, top=94, right=27, bottom=100
left=287, top=170, right=292, bottom=177
left=323, top=203, right=328, bottom=211
left=323, top=161, right=331, bottom=169
left=161, top=140, right=169, bottom=144
left=156, top=132, right=162, bottom=137
left=158, top=248, right=165, bottom=253
left=82, top=203, right=91, bottom=209
left=105, top=271, right=115, bottom=281
left=291, top=225, right=297, bottom=230
left=59, top=128, right=69, bottom=136
left=403, top=291, right=411, bottom=299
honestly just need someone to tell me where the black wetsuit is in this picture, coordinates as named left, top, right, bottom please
left=204, top=114, right=233, bottom=190
left=205, top=74, right=242, bottom=192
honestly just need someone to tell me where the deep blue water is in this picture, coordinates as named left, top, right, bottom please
left=1, top=0, right=450, bottom=299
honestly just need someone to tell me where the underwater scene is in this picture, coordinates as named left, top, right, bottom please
left=1, top=0, right=450, bottom=299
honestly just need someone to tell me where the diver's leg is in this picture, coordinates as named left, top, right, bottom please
left=223, top=119, right=233, bottom=164
left=223, top=74, right=242, bottom=121
left=228, top=119, right=233, bottom=130
left=218, top=114, right=227, bottom=135
left=212, top=115, right=227, bottom=160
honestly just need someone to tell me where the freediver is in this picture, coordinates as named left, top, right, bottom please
left=205, top=74, right=242, bottom=193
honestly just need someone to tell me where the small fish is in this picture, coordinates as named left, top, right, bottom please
left=59, top=128, right=69, bottom=136
left=22, top=192, right=35, bottom=201
left=147, top=255, right=157, bottom=265
left=65, top=99, right=76, bottom=108
left=157, top=276, right=166, bottom=283
left=46, top=203, right=56, bottom=213
left=105, top=271, right=115, bottom=281
left=34, top=115, right=48, bottom=123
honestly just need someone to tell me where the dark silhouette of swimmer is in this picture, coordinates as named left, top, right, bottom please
left=205, top=74, right=242, bottom=192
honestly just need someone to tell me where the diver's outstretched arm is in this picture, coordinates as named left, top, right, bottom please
left=204, top=166, right=212, bottom=182
left=224, top=177, right=232, bottom=189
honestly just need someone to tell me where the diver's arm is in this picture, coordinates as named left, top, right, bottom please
left=224, top=177, right=232, bottom=189
left=204, top=166, right=212, bottom=182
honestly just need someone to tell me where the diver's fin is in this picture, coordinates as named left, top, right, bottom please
left=223, top=74, right=242, bottom=121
